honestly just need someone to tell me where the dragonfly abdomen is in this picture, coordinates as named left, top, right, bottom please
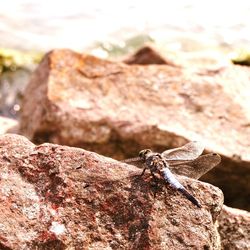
left=162, top=167, right=201, bottom=208
left=162, top=167, right=183, bottom=189
left=178, top=187, right=201, bottom=208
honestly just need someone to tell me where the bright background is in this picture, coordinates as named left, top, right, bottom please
left=0, top=0, right=250, bottom=51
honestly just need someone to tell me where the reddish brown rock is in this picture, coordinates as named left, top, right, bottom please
left=0, top=134, right=223, bottom=249
left=218, top=205, right=250, bottom=250
left=19, top=49, right=250, bottom=209
left=124, top=45, right=178, bottom=66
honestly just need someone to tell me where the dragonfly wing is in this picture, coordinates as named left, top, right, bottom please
left=122, top=157, right=145, bottom=169
left=168, top=153, right=221, bottom=179
left=162, top=141, right=205, bottom=161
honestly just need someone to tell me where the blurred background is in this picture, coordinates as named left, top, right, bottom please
left=1, top=0, right=250, bottom=119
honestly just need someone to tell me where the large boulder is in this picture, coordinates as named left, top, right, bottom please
left=19, top=49, right=250, bottom=209
left=0, top=134, right=223, bottom=249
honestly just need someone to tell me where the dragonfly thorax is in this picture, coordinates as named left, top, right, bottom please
left=146, top=154, right=167, bottom=172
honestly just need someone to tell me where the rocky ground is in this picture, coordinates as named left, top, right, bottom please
left=0, top=46, right=250, bottom=249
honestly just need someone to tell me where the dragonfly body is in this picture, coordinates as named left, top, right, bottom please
left=124, top=141, right=221, bottom=208
left=139, top=149, right=201, bottom=207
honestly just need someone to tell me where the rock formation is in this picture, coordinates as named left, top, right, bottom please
left=0, top=134, right=223, bottom=249
left=19, top=49, right=250, bottom=210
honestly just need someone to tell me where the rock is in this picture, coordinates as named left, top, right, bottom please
left=0, top=116, right=18, bottom=134
left=124, top=45, right=229, bottom=69
left=124, top=45, right=178, bottom=66
left=19, top=49, right=250, bottom=209
left=218, top=205, right=250, bottom=250
left=0, top=133, right=223, bottom=249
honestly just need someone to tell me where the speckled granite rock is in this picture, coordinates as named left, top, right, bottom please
left=218, top=205, right=250, bottom=250
left=0, top=134, right=223, bottom=249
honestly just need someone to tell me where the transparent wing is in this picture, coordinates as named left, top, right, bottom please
left=162, top=141, right=205, bottom=161
left=122, top=157, right=145, bottom=169
left=168, top=153, right=221, bottom=179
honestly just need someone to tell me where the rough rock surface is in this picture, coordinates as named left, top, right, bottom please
left=0, top=116, right=18, bottom=134
left=218, top=205, right=250, bottom=250
left=19, top=49, right=250, bottom=210
left=0, top=134, right=223, bottom=249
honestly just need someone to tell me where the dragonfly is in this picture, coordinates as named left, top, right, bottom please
left=123, top=141, right=221, bottom=208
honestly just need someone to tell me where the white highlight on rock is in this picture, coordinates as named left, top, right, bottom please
left=49, top=221, right=66, bottom=235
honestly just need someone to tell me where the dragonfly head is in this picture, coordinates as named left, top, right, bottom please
left=139, top=149, right=152, bottom=160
